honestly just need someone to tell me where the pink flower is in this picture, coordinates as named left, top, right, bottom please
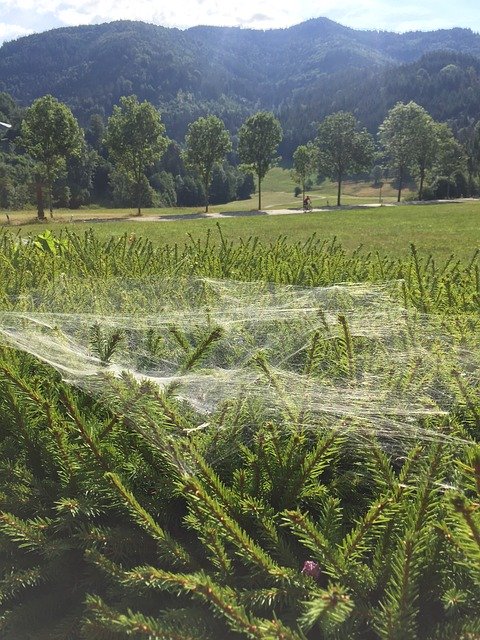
left=301, top=560, right=320, bottom=580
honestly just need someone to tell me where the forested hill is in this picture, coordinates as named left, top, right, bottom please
left=2, top=18, right=480, bottom=156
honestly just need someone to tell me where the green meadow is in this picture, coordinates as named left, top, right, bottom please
left=4, top=200, right=478, bottom=262
left=3, top=170, right=477, bottom=261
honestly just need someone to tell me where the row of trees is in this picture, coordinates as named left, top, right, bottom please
left=290, top=102, right=469, bottom=206
left=2, top=93, right=284, bottom=217
left=0, top=92, right=477, bottom=215
left=0, top=94, right=257, bottom=218
left=106, top=104, right=283, bottom=214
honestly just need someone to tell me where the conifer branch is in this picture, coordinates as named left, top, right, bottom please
left=105, top=473, right=192, bottom=567
left=251, top=353, right=297, bottom=422
left=282, top=510, right=343, bottom=578
left=183, top=477, right=287, bottom=578
left=299, top=583, right=354, bottom=633
left=0, top=566, right=44, bottom=605
left=240, top=495, right=299, bottom=568
left=0, top=363, right=45, bottom=407
left=452, top=369, right=480, bottom=429
left=169, top=325, right=191, bottom=352
left=181, top=326, right=224, bottom=372
left=182, top=442, right=239, bottom=513
left=374, top=535, right=419, bottom=640
left=285, top=431, right=339, bottom=504
left=340, top=497, right=392, bottom=562
left=59, top=389, right=110, bottom=472
left=84, top=548, right=126, bottom=582
left=337, top=314, right=355, bottom=378
left=85, top=594, right=205, bottom=639
left=0, top=512, right=50, bottom=554
left=124, top=567, right=266, bottom=639
left=452, top=495, right=480, bottom=551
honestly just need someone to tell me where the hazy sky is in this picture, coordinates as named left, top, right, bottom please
left=1, top=0, right=479, bottom=45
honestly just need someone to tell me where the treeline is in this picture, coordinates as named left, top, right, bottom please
left=0, top=93, right=255, bottom=216
left=1, top=90, right=480, bottom=216
left=291, top=100, right=475, bottom=206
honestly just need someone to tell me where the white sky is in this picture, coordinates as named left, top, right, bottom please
left=0, top=0, right=479, bottom=45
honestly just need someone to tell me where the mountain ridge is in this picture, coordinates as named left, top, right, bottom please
left=2, top=18, right=480, bottom=158
left=2, top=18, right=480, bottom=105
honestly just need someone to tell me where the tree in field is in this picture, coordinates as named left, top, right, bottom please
left=105, top=95, right=168, bottom=215
left=291, top=143, right=316, bottom=202
left=238, top=111, right=282, bottom=210
left=431, top=123, right=468, bottom=198
left=315, top=111, right=375, bottom=206
left=379, top=101, right=439, bottom=202
left=379, top=102, right=416, bottom=202
left=85, top=113, right=105, bottom=152
left=21, top=95, right=83, bottom=219
left=408, top=109, right=439, bottom=200
left=184, top=115, right=232, bottom=212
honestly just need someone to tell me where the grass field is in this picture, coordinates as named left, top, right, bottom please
left=5, top=200, right=479, bottom=262
left=1, top=168, right=477, bottom=260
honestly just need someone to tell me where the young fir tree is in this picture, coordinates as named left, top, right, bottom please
left=0, top=232, right=478, bottom=640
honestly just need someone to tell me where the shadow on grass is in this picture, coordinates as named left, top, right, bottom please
left=218, top=210, right=268, bottom=217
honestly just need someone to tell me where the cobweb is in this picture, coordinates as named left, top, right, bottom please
left=0, top=277, right=478, bottom=446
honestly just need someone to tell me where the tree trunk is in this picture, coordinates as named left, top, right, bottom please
left=397, top=166, right=404, bottom=203
left=205, top=176, right=209, bottom=213
left=135, top=171, right=142, bottom=216
left=136, top=183, right=142, bottom=216
left=36, top=181, right=45, bottom=220
left=337, top=173, right=342, bottom=206
left=258, top=177, right=262, bottom=210
left=46, top=169, right=54, bottom=217
left=418, top=168, right=425, bottom=200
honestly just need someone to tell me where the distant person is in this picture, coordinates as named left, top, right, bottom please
left=303, top=195, right=312, bottom=211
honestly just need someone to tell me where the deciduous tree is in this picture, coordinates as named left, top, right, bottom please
left=21, top=95, right=83, bottom=219
left=66, top=144, right=98, bottom=209
left=105, top=95, right=168, bottom=215
left=431, top=123, right=468, bottom=198
left=457, top=120, right=480, bottom=192
left=184, top=115, right=232, bottom=212
left=379, top=101, right=439, bottom=201
left=238, top=111, right=282, bottom=210
left=291, top=143, right=316, bottom=202
left=371, top=165, right=384, bottom=187
left=316, top=111, right=374, bottom=206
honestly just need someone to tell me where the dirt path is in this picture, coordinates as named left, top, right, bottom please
left=126, top=199, right=475, bottom=222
